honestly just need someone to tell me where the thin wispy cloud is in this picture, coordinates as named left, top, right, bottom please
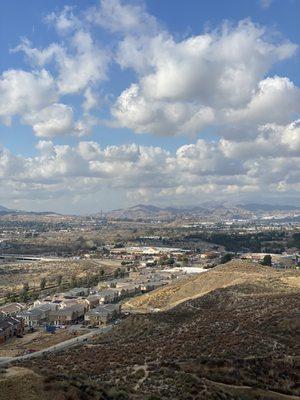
left=260, top=0, right=273, bottom=9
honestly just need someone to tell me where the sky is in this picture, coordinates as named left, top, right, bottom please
left=0, top=0, right=299, bottom=214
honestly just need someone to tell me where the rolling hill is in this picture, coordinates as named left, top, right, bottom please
left=124, top=260, right=300, bottom=312
left=239, top=203, right=300, bottom=212
left=104, top=203, right=250, bottom=220
left=104, top=203, right=300, bottom=221
left=0, top=205, right=12, bottom=214
left=0, top=205, right=59, bottom=217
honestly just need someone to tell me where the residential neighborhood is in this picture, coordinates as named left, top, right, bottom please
left=0, top=262, right=188, bottom=346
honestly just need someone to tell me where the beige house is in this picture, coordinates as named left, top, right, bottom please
left=19, top=303, right=55, bottom=327
left=116, top=282, right=140, bottom=297
left=98, top=288, right=120, bottom=303
left=86, top=294, right=101, bottom=309
left=49, top=303, right=85, bottom=325
left=85, top=304, right=121, bottom=326
left=59, top=298, right=89, bottom=312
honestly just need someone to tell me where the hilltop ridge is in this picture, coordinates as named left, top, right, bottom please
left=124, top=260, right=300, bottom=312
left=104, top=203, right=300, bottom=221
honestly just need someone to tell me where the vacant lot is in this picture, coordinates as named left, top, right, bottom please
left=0, top=328, right=87, bottom=357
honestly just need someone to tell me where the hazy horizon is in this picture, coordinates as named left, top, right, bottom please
left=1, top=198, right=300, bottom=216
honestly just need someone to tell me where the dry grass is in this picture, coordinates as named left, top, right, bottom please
left=0, top=367, right=48, bottom=400
left=0, top=258, right=121, bottom=299
left=125, top=260, right=300, bottom=311
left=0, top=329, right=86, bottom=357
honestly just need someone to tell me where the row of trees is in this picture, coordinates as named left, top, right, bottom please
left=220, top=253, right=272, bottom=266
left=5, top=267, right=107, bottom=304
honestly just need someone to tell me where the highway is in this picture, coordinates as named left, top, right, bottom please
left=0, top=325, right=113, bottom=367
left=0, top=254, right=66, bottom=262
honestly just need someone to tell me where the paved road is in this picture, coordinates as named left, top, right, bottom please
left=0, top=325, right=113, bottom=367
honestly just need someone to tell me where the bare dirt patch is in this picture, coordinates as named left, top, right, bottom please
left=0, top=328, right=87, bottom=357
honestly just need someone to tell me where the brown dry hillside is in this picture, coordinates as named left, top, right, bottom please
left=124, top=260, right=300, bottom=311
left=0, top=366, right=114, bottom=400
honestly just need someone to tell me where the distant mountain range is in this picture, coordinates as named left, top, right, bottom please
left=0, top=205, right=10, bottom=212
left=0, top=205, right=59, bottom=216
left=0, top=205, right=13, bottom=215
left=0, top=202, right=299, bottom=220
left=237, top=203, right=300, bottom=212
left=104, top=202, right=300, bottom=221
left=103, top=204, right=204, bottom=220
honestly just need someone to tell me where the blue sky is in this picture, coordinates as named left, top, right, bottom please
left=0, top=0, right=299, bottom=212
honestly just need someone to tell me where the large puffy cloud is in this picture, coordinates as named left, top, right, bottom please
left=0, top=69, right=57, bottom=125
left=23, top=104, right=74, bottom=137
left=112, top=83, right=215, bottom=135
left=136, top=24, right=295, bottom=107
left=220, top=120, right=300, bottom=159
left=112, top=16, right=298, bottom=137
left=0, top=67, right=90, bottom=137
left=57, top=30, right=109, bottom=95
left=3, top=8, right=109, bottom=137
left=281, top=120, right=300, bottom=151
left=22, top=103, right=91, bottom=138
left=176, top=140, right=245, bottom=176
left=0, top=145, right=25, bottom=178
left=1, top=131, right=299, bottom=209
left=223, top=76, right=300, bottom=138
left=15, top=30, right=109, bottom=95
left=86, top=0, right=159, bottom=35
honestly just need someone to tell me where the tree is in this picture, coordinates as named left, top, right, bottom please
left=119, top=268, right=126, bottom=278
left=40, top=277, right=47, bottom=290
left=5, top=291, right=13, bottom=302
left=261, top=254, right=272, bottom=266
left=56, top=275, right=63, bottom=287
left=98, top=268, right=105, bottom=281
left=70, top=275, right=77, bottom=288
left=19, top=290, right=29, bottom=303
left=31, top=292, right=39, bottom=300
left=114, top=268, right=121, bottom=278
left=220, top=253, right=233, bottom=264
left=182, top=256, right=189, bottom=264
left=158, top=255, right=167, bottom=265
left=20, top=282, right=29, bottom=302
left=166, top=258, right=175, bottom=265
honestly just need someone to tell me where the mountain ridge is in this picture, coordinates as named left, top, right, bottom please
left=0, top=205, right=60, bottom=216
left=104, top=202, right=300, bottom=220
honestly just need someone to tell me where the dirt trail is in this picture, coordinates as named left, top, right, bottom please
left=201, top=377, right=300, bottom=400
